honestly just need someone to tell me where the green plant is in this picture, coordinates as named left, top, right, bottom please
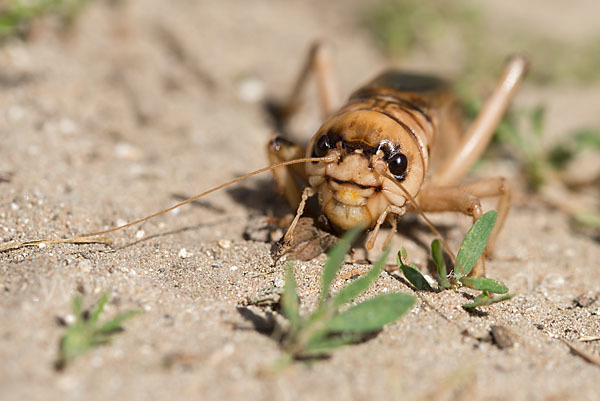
left=397, top=210, right=514, bottom=310
left=0, top=0, right=90, bottom=40
left=365, top=0, right=600, bottom=86
left=56, top=292, right=141, bottom=369
left=482, top=103, right=600, bottom=230
left=279, top=227, right=415, bottom=360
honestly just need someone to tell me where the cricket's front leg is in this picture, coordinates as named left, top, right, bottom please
left=268, top=137, right=319, bottom=245
left=416, top=177, right=511, bottom=277
left=267, top=135, right=308, bottom=210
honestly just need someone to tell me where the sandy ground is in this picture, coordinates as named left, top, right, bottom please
left=1, top=1, right=599, bottom=400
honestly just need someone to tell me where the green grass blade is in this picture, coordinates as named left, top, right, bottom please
left=331, top=247, right=389, bottom=308
left=59, top=326, right=93, bottom=363
left=397, top=250, right=433, bottom=291
left=72, top=294, right=83, bottom=324
left=89, top=292, right=108, bottom=325
left=431, top=240, right=451, bottom=289
left=462, top=292, right=490, bottom=309
left=97, top=310, right=142, bottom=333
left=463, top=292, right=515, bottom=309
left=326, top=293, right=415, bottom=332
left=487, top=293, right=515, bottom=305
left=320, top=226, right=361, bottom=303
left=281, top=265, right=301, bottom=328
left=456, top=211, right=497, bottom=276
left=459, top=277, right=508, bottom=294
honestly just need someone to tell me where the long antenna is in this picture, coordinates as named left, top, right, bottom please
left=0, top=155, right=335, bottom=252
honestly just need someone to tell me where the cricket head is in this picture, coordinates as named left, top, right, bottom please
left=305, top=109, right=426, bottom=230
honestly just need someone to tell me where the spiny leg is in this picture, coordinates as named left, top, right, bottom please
left=366, top=205, right=406, bottom=250
left=269, top=41, right=340, bottom=125
left=283, top=186, right=315, bottom=242
left=433, top=55, right=529, bottom=186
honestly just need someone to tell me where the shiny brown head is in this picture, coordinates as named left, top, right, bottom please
left=304, top=109, right=427, bottom=230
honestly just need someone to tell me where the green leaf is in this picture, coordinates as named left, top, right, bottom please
left=97, top=310, right=142, bottom=333
left=330, top=248, right=389, bottom=308
left=462, top=292, right=489, bottom=309
left=462, top=292, right=515, bottom=309
left=431, top=240, right=450, bottom=289
left=281, top=265, right=301, bottom=328
left=320, top=226, right=361, bottom=303
left=58, top=292, right=141, bottom=368
left=397, top=250, right=433, bottom=291
left=303, top=333, right=366, bottom=354
left=572, top=210, right=600, bottom=229
left=573, top=128, right=600, bottom=150
left=530, top=105, right=546, bottom=137
left=89, top=292, right=108, bottom=325
left=72, top=295, right=83, bottom=324
left=459, top=277, right=508, bottom=294
left=326, top=293, right=415, bottom=332
left=456, top=211, right=497, bottom=276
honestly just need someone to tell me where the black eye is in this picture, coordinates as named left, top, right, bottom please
left=312, top=134, right=332, bottom=158
left=388, top=153, right=408, bottom=180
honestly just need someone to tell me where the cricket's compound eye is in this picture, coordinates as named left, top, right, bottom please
left=387, top=153, right=408, bottom=180
left=313, top=134, right=333, bottom=158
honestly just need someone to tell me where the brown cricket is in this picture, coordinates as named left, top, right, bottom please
left=1, top=43, right=528, bottom=276
left=267, top=43, right=528, bottom=275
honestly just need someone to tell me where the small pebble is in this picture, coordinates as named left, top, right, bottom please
left=78, top=259, right=93, bottom=273
left=10, top=202, right=19, bottom=211
left=178, top=248, right=192, bottom=259
left=64, top=314, right=76, bottom=325
left=114, top=142, right=143, bottom=160
left=490, top=325, right=516, bottom=349
left=58, top=118, right=77, bottom=135
left=237, top=76, right=265, bottom=103
left=274, top=279, right=285, bottom=288
left=7, top=105, right=25, bottom=122
left=573, top=293, right=597, bottom=308
left=135, top=230, right=145, bottom=239
left=210, top=264, right=220, bottom=269
left=37, top=243, right=47, bottom=249
left=230, top=265, right=238, bottom=271
left=218, top=239, right=232, bottom=249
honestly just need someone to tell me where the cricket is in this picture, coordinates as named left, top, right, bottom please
left=1, top=43, right=528, bottom=277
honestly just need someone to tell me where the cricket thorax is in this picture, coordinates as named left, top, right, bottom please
left=305, top=108, right=428, bottom=230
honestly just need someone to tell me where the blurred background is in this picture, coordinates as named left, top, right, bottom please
left=1, top=2, right=599, bottom=400
left=0, top=0, right=598, bottom=238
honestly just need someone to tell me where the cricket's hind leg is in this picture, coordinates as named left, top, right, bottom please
left=432, top=55, right=529, bottom=187
left=265, top=41, right=341, bottom=131
left=420, top=55, right=527, bottom=277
